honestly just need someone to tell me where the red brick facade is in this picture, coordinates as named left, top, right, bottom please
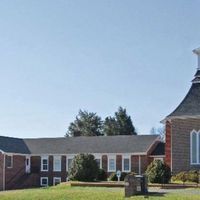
left=5, top=155, right=26, bottom=190
left=1, top=150, right=160, bottom=190
left=165, top=121, right=171, bottom=168
left=0, top=153, right=4, bottom=191
left=170, top=118, right=200, bottom=173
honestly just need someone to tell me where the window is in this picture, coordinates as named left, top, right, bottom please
left=122, top=155, right=130, bottom=172
left=6, top=155, right=13, bottom=168
left=95, top=158, right=101, bottom=168
left=41, top=156, right=49, bottom=171
left=67, top=156, right=74, bottom=172
left=94, top=155, right=102, bottom=169
left=191, top=130, right=200, bottom=164
left=108, top=156, right=116, bottom=172
left=53, top=156, right=61, bottom=172
left=53, top=177, right=61, bottom=186
left=40, top=177, right=48, bottom=187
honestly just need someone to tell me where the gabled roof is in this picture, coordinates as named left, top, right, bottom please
left=0, top=135, right=159, bottom=155
left=150, top=142, right=165, bottom=156
left=0, top=136, right=30, bottom=154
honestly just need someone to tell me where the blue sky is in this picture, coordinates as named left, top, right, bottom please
left=0, top=0, right=200, bottom=138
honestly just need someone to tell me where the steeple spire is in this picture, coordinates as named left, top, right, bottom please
left=192, top=47, right=200, bottom=84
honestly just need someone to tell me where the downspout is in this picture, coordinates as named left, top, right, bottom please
left=2, top=153, right=5, bottom=191
left=138, top=155, right=141, bottom=175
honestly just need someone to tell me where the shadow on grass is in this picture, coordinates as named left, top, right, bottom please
left=142, top=192, right=166, bottom=198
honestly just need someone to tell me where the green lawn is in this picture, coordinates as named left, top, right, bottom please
left=0, top=184, right=199, bottom=200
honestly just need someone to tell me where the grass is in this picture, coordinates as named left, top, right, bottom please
left=0, top=184, right=199, bottom=200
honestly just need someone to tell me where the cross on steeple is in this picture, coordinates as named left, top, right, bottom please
left=192, top=47, right=200, bottom=84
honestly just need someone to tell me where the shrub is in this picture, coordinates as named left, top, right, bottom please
left=174, top=171, right=187, bottom=183
left=97, top=169, right=107, bottom=181
left=108, top=172, right=117, bottom=181
left=145, top=160, right=171, bottom=184
left=172, top=170, right=199, bottom=183
left=69, top=154, right=99, bottom=182
left=108, top=172, right=135, bottom=181
left=187, top=170, right=199, bottom=183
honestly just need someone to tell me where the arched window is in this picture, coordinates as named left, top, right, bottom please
left=190, top=130, right=200, bottom=164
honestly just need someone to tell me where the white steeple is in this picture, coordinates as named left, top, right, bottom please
left=193, top=47, right=200, bottom=70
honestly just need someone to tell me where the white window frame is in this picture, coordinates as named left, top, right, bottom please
left=40, top=177, right=48, bottom=187
left=6, top=155, right=13, bottom=168
left=190, top=130, right=200, bottom=165
left=66, top=155, right=74, bottom=172
left=108, top=155, right=116, bottom=172
left=53, top=177, right=61, bottom=186
left=41, top=156, right=49, bottom=172
left=94, top=154, right=102, bottom=169
left=53, top=156, right=61, bottom=172
left=122, top=155, right=131, bottom=172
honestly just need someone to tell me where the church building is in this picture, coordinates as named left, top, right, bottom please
left=163, top=48, right=200, bottom=173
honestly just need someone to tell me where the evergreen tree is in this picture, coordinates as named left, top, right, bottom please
left=103, top=117, right=118, bottom=136
left=66, top=110, right=103, bottom=137
left=103, top=107, right=137, bottom=135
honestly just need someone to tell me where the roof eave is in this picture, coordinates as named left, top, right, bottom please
left=161, top=115, right=200, bottom=124
left=145, top=135, right=161, bottom=154
left=0, top=149, right=5, bottom=154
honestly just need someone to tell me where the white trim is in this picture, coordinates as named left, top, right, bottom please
left=53, top=177, right=61, bottom=186
left=162, top=115, right=200, bottom=124
left=190, top=130, right=200, bottom=165
left=40, top=177, right=48, bottom=187
left=149, top=155, right=165, bottom=158
left=25, top=155, right=31, bottom=173
left=146, top=136, right=161, bottom=154
left=122, top=154, right=131, bottom=172
left=0, top=149, right=5, bottom=153
left=0, top=152, right=148, bottom=156
left=41, top=156, right=49, bottom=172
left=66, top=155, right=74, bottom=172
left=53, top=156, right=61, bottom=172
left=108, top=155, right=116, bottom=172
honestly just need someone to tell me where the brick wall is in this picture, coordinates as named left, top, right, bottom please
left=0, top=153, right=4, bottom=191
left=165, top=120, right=171, bottom=168
left=5, top=155, right=26, bottom=190
left=171, top=118, right=200, bottom=173
left=131, top=155, right=139, bottom=173
left=31, top=155, right=67, bottom=187
left=116, top=155, right=122, bottom=171
left=102, top=155, right=107, bottom=172
left=2, top=153, right=154, bottom=190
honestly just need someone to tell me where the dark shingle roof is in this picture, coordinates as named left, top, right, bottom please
left=165, top=69, right=200, bottom=120
left=151, top=142, right=165, bottom=156
left=0, top=135, right=159, bottom=154
left=0, top=136, right=30, bottom=154
left=195, top=70, right=200, bottom=77
left=166, top=82, right=200, bottom=118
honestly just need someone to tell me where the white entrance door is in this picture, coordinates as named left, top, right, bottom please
left=25, top=156, right=31, bottom=173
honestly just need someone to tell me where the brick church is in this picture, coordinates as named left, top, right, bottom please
left=0, top=48, right=200, bottom=190
left=163, top=47, right=200, bottom=173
